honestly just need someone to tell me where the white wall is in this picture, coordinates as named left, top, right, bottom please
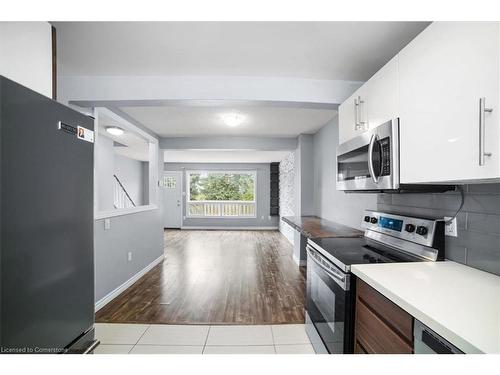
left=114, top=155, right=145, bottom=207
left=313, top=116, right=377, bottom=229
left=59, top=75, right=362, bottom=106
left=0, top=22, right=52, bottom=98
left=279, top=152, right=296, bottom=244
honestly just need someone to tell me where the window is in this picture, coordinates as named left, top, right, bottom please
left=164, top=176, right=177, bottom=189
left=186, top=171, right=256, bottom=218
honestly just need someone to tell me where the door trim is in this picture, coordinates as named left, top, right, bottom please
left=163, top=170, right=183, bottom=228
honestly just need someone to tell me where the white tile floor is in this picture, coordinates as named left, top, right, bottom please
left=94, top=323, right=316, bottom=354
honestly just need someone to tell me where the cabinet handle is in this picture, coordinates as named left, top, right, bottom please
left=479, top=97, right=493, bottom=166
left=357, top=95, right=366, bottom=130
left=354, top=98, right=359, bottom=129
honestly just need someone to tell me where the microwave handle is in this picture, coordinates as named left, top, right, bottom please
left=368, top=133, right=380, bottom=183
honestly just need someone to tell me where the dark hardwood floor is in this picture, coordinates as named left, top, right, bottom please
left=95, top=230, right=306, bottom=325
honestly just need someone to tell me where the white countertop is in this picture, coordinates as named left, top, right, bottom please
left=351, top=261, right=500, bottom=353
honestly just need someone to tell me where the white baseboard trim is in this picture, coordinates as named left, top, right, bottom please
left=293, top=254, right=307, bottom=267
left=95, top=254, right=165, bottom=312
left=181, top=226, right=279, bottom=231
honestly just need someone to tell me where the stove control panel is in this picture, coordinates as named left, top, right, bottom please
left=361, top=210, right=439, bottom=248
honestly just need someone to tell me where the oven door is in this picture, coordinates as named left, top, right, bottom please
left=336, top=118, right=399, bottom=191
left=306, top=245, right=353, bottom=354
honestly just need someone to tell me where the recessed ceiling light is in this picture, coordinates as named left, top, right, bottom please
left=222, top=113, right=245, bottom=127
left=106, top=126, right=124, bottom=136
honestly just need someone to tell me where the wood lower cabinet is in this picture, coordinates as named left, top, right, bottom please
left=355, top=279, right=414, bottom=354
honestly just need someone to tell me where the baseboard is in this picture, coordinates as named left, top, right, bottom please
left=94, top=254, right=165, bottom=312
left=181, top=226, right=279, bottom=231
left=293, top=254, right=307, bottom=267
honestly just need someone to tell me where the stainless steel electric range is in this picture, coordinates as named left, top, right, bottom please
left=305, top=210, right=445, bottom=354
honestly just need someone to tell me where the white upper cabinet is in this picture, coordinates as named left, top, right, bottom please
left=338, top=85, right=367, bottom=144
left=365, top=56, right=399, bottom=130
left=399, top=22, right=500, bottom=183
left=338, top=57, right=398, bottom=145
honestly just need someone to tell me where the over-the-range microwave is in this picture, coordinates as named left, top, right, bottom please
left=336, top=119, right=454, bottom=193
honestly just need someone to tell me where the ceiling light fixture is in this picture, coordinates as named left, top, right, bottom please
left=106, top=126, right=124, bottom=136
left=222, top=113, right=245, bottom=127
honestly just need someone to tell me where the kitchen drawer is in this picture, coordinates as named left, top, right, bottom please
left=356, top=300, right=413, bottom=354
left=357, top=279, right=413, bottom=343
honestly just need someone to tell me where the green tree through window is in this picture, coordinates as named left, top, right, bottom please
left=189, top=172, right=255, bottom=201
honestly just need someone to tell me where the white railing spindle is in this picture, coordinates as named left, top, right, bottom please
left=187, top=201, right=255, bottom=218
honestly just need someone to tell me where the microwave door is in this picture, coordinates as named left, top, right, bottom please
left=337, top=143, right=379, bottom=191
left=336, top=118, right=399, bottom=191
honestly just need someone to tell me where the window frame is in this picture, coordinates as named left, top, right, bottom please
left=185, top=170, right=257, bottom=219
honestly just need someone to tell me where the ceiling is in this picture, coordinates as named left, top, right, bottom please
left=98, top=112, right=149, bottom=161
left=55, top=22, right=429, bottom=81
left=119, top=105, right=337, bottom=137
left=60, top=21, right=429, bottom=140
left=164, top=150, right=291, bottom=163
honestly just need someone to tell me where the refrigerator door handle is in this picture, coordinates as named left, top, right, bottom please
left=82, top=340, right=100, bottom=354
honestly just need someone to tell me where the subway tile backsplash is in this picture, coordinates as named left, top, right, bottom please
left=377, top=183, right=500, bottom=276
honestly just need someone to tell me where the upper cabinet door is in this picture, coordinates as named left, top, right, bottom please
left=366, top=55, right=399, bottom=130
left=339, top=57, right=397, bottom=145
left=399, top=22, right=500, bottom=183
left=338, top=85, right=367, bottom=145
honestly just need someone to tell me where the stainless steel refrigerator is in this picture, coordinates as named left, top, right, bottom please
left=0, top=76, right=97, bottom=353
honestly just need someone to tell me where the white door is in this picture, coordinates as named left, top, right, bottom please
left=399, top=22, right=500, bottom=183
left=163, top=171, right=182, bottom=228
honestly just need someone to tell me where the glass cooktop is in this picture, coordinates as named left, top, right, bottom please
left=308, top=236, right=424, bottom=272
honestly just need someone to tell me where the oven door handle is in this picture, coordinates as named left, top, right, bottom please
left=306, top=246, right=348, bottom=290
left=368, top=133, right=380, bottom=184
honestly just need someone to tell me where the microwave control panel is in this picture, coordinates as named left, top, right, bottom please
left=379, top=137, right=391, bottom=176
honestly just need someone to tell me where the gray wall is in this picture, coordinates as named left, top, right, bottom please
left=378, top=185, right=500, bottom=276
left=142, top=161, right=150, bottom=205
left=94, top=208, right=164, bottom=301
left=313, top=116, right=377, bottom=230
left=295, top=134, right=315, bottom=217
left=114, top=154, right=145, bottom=206
left=96, top=134, right=148, bottom=209
left=96, top=135, right=115, bottom=211
left=160, top=136, right=297, bottom=151
left=164, top=162, right=279, bottom=228
left=94, top=143, right=164, bottom=304
left=58, top=81, right=164, bottom=306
